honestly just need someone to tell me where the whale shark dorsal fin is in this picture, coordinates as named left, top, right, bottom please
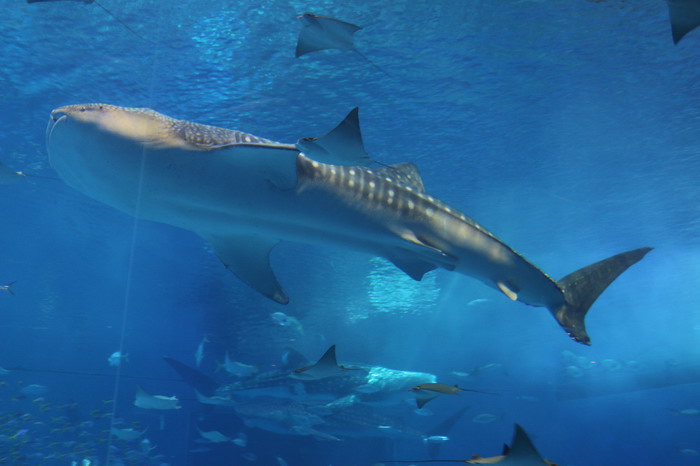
left=296, top=107, right=371, bottom=166
left=202, top=233, right=288, bottom=304
left=375, top=163, right=427, bottom=193
left=295, top=13, right=362, bottom=57
left=668, top=0, right=700, bottom=44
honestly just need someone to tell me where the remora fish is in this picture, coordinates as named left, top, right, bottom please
left=46, top=104, right=651, bottom=344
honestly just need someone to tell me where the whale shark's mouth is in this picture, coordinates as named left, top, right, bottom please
left=46, top=110, right=68, bottom=149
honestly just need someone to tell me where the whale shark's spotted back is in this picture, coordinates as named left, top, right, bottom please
left=296, top=153, right=495, bottom=238
left=50, top=103, right=280, bottom=150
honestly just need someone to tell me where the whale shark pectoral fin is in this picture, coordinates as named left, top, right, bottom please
left=296, top=107, right=371, bottom=166
left=386, top=251, right=437, bottom=281
left=203, top=233, right=289, bottom=304
left=214, top=144, right=299, bottom=190
left=668, top=0, right=700, bottom=44
left=552, top=247, right=652, bottom=345
left=391, top=228, right=456, bottom=269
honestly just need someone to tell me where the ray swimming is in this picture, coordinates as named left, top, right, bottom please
left=409, top=382, right=493, bottom=409
left=666, top=0, right=700, bottom=44
left=292, top=345, right=355, bottom=380
left=379, top=424, right=557, bottom=465
left=46, top=103, right=651, bottom=345
left=295, top=12, right=390, bottom=76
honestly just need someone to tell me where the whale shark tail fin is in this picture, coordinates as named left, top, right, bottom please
left=551, top=247, right=652, bottom=345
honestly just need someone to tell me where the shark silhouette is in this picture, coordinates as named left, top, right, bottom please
left=234, top=396, right=466, bottom=446
left=46, top=104, right=651, bottom=345
left=164, top=352, right=435, bottom=406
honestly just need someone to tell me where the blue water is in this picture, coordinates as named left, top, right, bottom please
left=1, top=0, right=699, bottom=464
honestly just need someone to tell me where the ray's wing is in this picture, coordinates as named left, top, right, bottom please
left=296, top=13, right=362, bottom=57
left=668, top=0, right=700, bottom=44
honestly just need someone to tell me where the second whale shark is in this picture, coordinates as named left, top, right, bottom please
left=45, top=104, right=651, bottom=345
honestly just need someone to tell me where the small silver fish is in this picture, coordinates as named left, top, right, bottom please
left=0, top=281, right=16, bottom=295
left=195, top=336, right=209, bottom=367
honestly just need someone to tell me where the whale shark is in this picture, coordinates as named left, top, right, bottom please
left=46, top=103, right=651, bottom=344
left=163, top=352, right=435, bottom=406
left=233, top=395, right=465, bottom=444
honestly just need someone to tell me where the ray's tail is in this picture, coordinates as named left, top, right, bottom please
left=551, top=247, right=652, bottom=345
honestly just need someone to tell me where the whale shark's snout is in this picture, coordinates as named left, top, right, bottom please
left=46, top=108, right=69, bottom=156
left=46, top=105, right=105, bottom=149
